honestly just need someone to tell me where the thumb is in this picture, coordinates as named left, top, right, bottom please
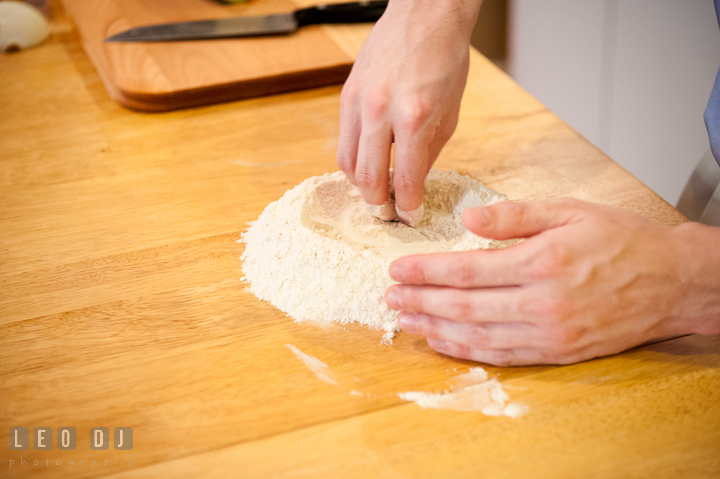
left=462, top=198, right=586, bottom=240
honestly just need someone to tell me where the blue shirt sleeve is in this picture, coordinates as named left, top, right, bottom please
left=705, top=0, right=720, bottom=167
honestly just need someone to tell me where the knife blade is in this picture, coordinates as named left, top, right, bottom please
left=105, top=1, right=388, bottom=43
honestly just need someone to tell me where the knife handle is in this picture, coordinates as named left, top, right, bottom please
left=294, top=1, right=388, bottom=27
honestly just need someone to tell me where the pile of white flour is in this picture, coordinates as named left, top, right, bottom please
left=240, top=169, right=515, bottom=342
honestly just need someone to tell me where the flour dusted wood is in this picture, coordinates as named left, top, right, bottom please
left=240, top=169, right=515, bottom=343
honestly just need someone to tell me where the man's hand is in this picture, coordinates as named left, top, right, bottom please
left=385, top=199, right=720, bottom=366
left=336, top=1, right=482, bottom=226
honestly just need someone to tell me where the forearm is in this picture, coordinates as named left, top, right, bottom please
left=671, top=222, right=720, bottom=335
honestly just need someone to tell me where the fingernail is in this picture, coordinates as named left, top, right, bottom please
left=389, top=263, right=405, bottom=282
left=428, top=339, right=448, bottom=354
left=475, top=207, right=491, bottom=225
left=397, top=203, right=424, bottom=227
left=385, top=291, right=402, bottom=309
left=398, top=313, right=418, bottom=333
left=366, top=200, right=398, bottom=222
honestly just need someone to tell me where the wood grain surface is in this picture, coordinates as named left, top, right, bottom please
left=1, top=2, right=719, bottom=478
left=60, top=0, right=370, bottom=111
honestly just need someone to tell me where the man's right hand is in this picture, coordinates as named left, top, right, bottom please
left=336, top=0, right=483, bottom=226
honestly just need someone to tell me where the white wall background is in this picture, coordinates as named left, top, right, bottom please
left=508, top=0, right=720, bottom=205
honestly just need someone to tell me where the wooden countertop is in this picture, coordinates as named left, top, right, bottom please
left=1, top=3, right=718, bottom=478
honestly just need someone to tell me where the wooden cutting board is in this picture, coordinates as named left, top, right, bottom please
left=60, top=0, right=369, bottom=111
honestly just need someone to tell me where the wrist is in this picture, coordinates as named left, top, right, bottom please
left=669, top=221, right=720, bottom=335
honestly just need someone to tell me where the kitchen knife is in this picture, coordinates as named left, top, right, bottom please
left=105, top=1, right=388, bottom=43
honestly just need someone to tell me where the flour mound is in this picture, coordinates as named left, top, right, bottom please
left=240, top=169, right=515, bottom=342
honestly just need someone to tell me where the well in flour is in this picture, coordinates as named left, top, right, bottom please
left=240, top=168, right=516, bottom=342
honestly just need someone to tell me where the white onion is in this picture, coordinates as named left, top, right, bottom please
left=0, top=1, right=49, bottom=53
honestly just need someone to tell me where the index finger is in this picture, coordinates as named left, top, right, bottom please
left=389, top=244, right=531, bottom=288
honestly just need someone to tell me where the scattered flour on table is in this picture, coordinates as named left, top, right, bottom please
left=286, top=344, right=337, bottom=386
left=283, top=344, right=527, bottom=417
left=398, top=367, right=528, bottom=418
left=240, top=169, right=516, bottom=343
left=350, top=390, right=373, bottom=397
